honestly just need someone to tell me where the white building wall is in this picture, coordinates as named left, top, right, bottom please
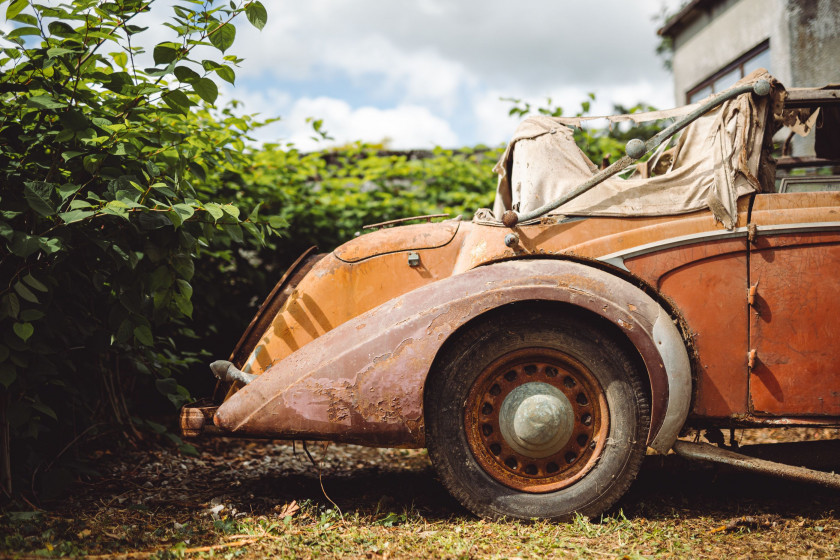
left=671, top=0, right=785, bottom=103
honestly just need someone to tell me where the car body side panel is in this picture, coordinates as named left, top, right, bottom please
left=625, top=239, right=750, bottom=417
left=214, top=260, right=690, bottom=452
left=749, top=192, right=840, bottom=416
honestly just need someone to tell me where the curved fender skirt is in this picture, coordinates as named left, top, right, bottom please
left=214, top=260, right=691, bottom=452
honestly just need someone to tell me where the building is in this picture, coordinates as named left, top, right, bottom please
left=659, top=0, right=840, bottom=104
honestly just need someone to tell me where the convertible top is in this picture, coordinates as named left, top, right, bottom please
left=484, top=70, right=777, bottom=229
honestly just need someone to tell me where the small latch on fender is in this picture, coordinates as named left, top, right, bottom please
left=407, top=251, right=420, bottom=267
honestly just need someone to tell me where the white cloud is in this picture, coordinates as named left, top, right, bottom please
left=283, top=98, right=459, bottom=150
left=133, top=0, right=681, bottom=147
left=218, top=88, right=458, bottom=150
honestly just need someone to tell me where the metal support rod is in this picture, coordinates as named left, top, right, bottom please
left=503, top=80, right=771, bottom=227
left=673, top=440, right=840, bottom=490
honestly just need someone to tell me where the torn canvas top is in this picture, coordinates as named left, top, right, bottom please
left=483, top=71, right=776, bottom=229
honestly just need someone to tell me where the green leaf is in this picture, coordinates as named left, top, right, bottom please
left=10, top=12, right=35, bottom=25
left=13, top=322, right=34, bottom=342
left=174, top=293, right=193, bottom=317
left=174, top=65, right=200, bottom=82
left=32, top=401, right=57, bottom=421
left=46, top=47, right=75, bottom=58
left=222, top=204, right=240, bottom=219
left=214, top=64, right=235, bottom=84
left=47, top=21, right=75, bottom=36
left=153, top=42, right=179, bottom=65
left=112, top=51, right=127, bottom=68
left=176, top=279, right=193, bottom=300
left=171, top=254, right=194, bottom=281
left=23, top=274, right=48, bottom=292
left=13, top=281, right=39, bottom=304
left=246, top=1, right=267, bottom=30
left=155, top=377, right=177, bottom=395
left=58, top=209, right=95, bottom=223
left=25, top=95, right=66, bottom=110
left=204, top=203, right=224, bottom=221
left=19, top=309, right=44, bottom=321
left=191, top=78, right=218, bottom=104
left=0, top=220, right=12, bottom=240
left=1, top=294, right=20, bottom=319
left=58, top=183, right=83, bottom=200
left=102, top=200, right=129, bottom=219
left=0, top=364, right=16, bottom=389
left=133, top=325, right=153, bottom=346
left=6, top=0, right=28, bottom=20
left=171, top=203, right=195, bottom=222
left=209, top=22, right=235, bottom=53
left=23, top=181, right=57, bottom=217
left=37, top=237, right=62, bottom=254
left=8, top=233, right=41, bottom=258
left=223, top=223, right=243, bottom=243
left=162, top=89, right=192, bottom=115
left=7, top=26, right=40, bottom=38
left=179, top=443, right=199, bottom=456
left=61, top=151, right=84, bottom=162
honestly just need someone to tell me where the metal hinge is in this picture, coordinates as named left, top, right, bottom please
left=748, top=282, right=759, bottom=307
left=747, top=223, right=758, bottom=244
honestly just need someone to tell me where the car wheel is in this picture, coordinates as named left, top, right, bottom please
left=425, top=306, right=650, bottom=520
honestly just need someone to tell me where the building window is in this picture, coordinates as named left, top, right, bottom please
left=686, top=40, right=770, bottom=103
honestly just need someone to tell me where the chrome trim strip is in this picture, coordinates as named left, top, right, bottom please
left=597, top=221, right=840, bottom=268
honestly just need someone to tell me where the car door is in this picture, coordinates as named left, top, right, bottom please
left=748, top=189, right=840, bottom=416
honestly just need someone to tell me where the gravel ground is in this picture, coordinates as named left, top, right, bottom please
left=1, top=427, right=838, bottom=558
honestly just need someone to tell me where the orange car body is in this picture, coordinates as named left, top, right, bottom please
left=181, top=74, right=840, bottom=518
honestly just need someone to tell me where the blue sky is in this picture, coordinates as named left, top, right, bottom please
left=3, top=0, right=683, bottom=150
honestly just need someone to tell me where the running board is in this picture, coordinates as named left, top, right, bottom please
left=672, top=440, right=840, bottom=490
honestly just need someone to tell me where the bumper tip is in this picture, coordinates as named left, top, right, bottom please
left=179, top=404, right=220, bottom=438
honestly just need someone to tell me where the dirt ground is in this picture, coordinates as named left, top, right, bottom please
left=1, top=427, right=838, bottom=559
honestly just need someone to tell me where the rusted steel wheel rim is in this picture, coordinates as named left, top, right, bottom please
left=464, top=347, right=609, bottom=493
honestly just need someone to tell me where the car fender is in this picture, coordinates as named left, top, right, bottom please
left=214, top=259, right=691, bottom=452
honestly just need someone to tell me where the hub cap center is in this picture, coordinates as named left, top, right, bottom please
left=499, top=382, right=574, bottom=458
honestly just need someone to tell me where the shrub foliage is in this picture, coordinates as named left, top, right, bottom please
left=0, top=0, right=659, bottom=501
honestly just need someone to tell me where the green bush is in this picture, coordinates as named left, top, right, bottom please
left=0, top=0, right=274, bottom=496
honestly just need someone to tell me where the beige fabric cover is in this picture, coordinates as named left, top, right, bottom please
left=487, top=73, right=772, bottom=229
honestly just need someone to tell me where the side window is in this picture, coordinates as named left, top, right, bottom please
left=775, top=102, right=840, bottom=193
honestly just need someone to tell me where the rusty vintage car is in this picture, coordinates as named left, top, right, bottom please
left=181, top=70, right=840, bottom=520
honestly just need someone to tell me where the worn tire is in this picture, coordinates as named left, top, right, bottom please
left=425, top=306, right=650, bottom=520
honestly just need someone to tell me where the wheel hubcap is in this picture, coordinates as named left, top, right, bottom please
left=464, top=348, right=609, bottom=493
left=499, top=382, right=574, bottom=458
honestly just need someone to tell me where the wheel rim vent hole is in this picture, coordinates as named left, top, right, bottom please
left=504, top=457, right=518, bottom=470
left=565, top=451, right=577, bottom=464
left=482, top=424, right=493, bottom=436
left=489, top=384, right=501, bottom=396
left=504, top=370, right=517, bottom=382
left=546, top=367, right=558, bottom=377
left=546, top=462, right=559, bottom=474
left=577, top=434, right=588, bottom=447
left=482, top=403, right=493, bottom=415
left=524, top=365, right=537, bottom=375
left=564, top=376, right=576, bottom=388
left=490, top=443, right=501, bottom=455
left=524, top=464, right=538, bottom=475
left=576, top=393, right=589, bottom=406
left=581, top=413, right=592, bottom=426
